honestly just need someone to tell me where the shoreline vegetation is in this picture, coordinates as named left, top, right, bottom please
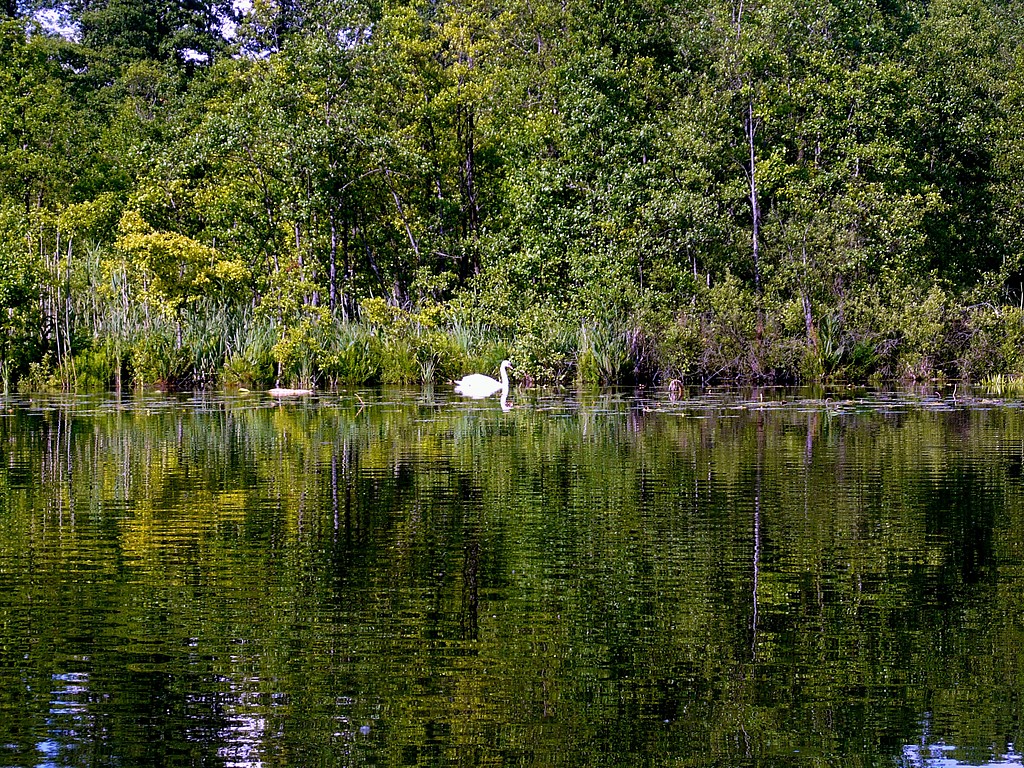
left=5, top=0, right=1024, bottom=393
left=15, top=296, right=1024, bottom=394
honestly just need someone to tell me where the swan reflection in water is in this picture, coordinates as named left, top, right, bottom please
left=901, top=739, right=1022, bottom=767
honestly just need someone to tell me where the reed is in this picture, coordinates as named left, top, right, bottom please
left=324, top=321, right=378, bottom=385
left=980, top=373, right=1024, bottom=397
left=577, top=319, right=632, bottom=385
left=179, top=303, right=230, bottom=388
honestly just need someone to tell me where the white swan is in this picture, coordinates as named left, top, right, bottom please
left=268, top=387, right=314, bottom=397
left=454, top=360, right=512, bottom=399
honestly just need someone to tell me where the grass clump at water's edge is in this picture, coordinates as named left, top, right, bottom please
left=980, top=373, right=1024, bottom=397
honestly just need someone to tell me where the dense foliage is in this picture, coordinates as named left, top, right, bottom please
left=4, top=0, right=1024, bottom=388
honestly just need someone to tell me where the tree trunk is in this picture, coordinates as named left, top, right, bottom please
left=746, top=100, right=762, bottom=295
left=384, top=171, right=421, bottom=267
left=329, top=213, right=338, bottom=312
left=63, top=238, right=74, bottom=385
left=801, top=238, right=816, bottom=347
left=460, top=106, right=481, bottom=278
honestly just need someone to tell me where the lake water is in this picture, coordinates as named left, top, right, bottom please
left=1, top=387, right=1024, bottom=767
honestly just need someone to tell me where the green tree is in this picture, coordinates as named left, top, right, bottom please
left=910, top=0, right=1005, bottom=284
left=77, top=0, right=235, bottom=68
left=0, top=203, right=39, bottom=386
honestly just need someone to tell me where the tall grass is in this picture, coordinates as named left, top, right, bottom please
left=179, top=303, right=230, bottom=387
left=323, top=321, right=378, bottom=385
left=577, top=320, right=632, bottom=385
left=981, top=373, right=1024, bottom=397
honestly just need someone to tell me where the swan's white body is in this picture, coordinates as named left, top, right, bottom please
left=454, top=360, right=511, bottom=399
left=268, top=387, right=314, bottom=397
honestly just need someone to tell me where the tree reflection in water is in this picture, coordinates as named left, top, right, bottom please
left=0, top=389, right=1022, bottom=766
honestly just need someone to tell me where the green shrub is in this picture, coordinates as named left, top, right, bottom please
left=271, top=313, right=330, bottom=387
left=18, top=355, right=63, bottom=392
left=222, top=354, right=273, bottom=388
left=645, top=310, right=702, bottom=381
left=999, top=308, right=1024, bottom=374
left=418, top=332, right=470, bottom=384
left=892, top=284, right=947, bottom=380
left=74, top=344, right=118, bottom=390
left=378, top=335, right=419, bottom=384
left=322, top=323, right=379, bottom=385
left=510, top=306, right=577, bottom=383
left=695, top=274, right=759, bottom=380
left=130, top=329, right=186, bottom=388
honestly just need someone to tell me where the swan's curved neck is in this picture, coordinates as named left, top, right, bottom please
left=499, top=364, right=509, bottom=390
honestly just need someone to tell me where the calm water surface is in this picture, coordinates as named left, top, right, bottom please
left=1, top=387, right=1024, bottom=767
